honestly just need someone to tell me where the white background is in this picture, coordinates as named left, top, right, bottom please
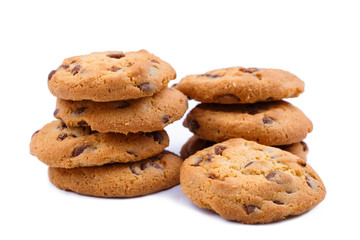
left=1, top=0, right=359, bottom=239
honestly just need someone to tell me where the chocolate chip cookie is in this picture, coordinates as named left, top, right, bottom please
left=183, top=101, right=312, bottom=145
left=48, top=50, right=176, bottom=102
left=175, top=67, right=304, bottom=104
left=49, top=151, right=183, bottom=197
left=180, top=135, right=308, bottom=160
left=180, top=138, right=326, bottom=224
left=30, top=120, right=169, bottom=168
left=55, top=87, right=188, bottom=133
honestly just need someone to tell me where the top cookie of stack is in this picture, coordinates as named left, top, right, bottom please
left=175, top=66, right=312, bottom=149
left=48, top=50, right=188, bottom=134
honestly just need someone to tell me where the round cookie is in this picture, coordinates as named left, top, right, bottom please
left=55, top=87, right=188, bottom=134
left=183, top=101, right=312, bottom=145
left=180, top=135, right=308, bottom=160
left=180, top=138, right=326, bottom=224
left=49, top=151, right=183, bottom=198
left=48, top=50, right=176, bottom=102
left=175, top=67, right=304, bottom=104
left=30, top=120, right=169, bottom=168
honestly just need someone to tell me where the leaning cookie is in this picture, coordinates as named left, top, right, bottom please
left=49, top=151, right=183, bottom=198
left=180, top=135, right=309, bottom=160
left=180, top=138, right=326, bottom=224
left=48, top=50, right=176, bottom=102
left=183, top=101, right=312, bottom=145
left=175, top=67, right=304, bottom=104
left=30, top=120, right=169, bottom=168
left=55, top=87, right=188, bottom=134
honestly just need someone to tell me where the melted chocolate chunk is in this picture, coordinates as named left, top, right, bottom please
left=53, top=109, right=60, bottom=117
left=31, top=130, right=40, bottom=138
left=273, top=200, right=284, bottom=205
left=204, top=73, right=221, bottom=78
left=245, top=205, right=258, bottom=215
left=192, top=156, right=204, bottom=167
left=189, top=120, right=200, bottom=132
left=129, top=164, right=139, bottom=175
left=241, top=67, right=260, bottom=73
left=77, top=120, right=87, bottom=126
left=127, top=151, right=138, bottom=157
left=60, top=64, right=69, bottom=69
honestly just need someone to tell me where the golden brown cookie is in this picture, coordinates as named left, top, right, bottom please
left=183, top=101, right=312, bottom=145
left=55, top=87, right=188, bottom=134
left=180, top=135, right=308, bottom=160
left=30, top=120, right=169, bottom=168
left=175, top=67, right=304, bottom=104
left=48, top=50, right=176, bottom=102
left=180, top=138, right=326, bottom=224
left=49, top=151, right=183, bottom=197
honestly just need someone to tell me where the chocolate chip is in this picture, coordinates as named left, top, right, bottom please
left=214, top=145, right=226, bottom=155
left=245, top=205, right=258, bottom=215
left=77, top=120, right=87, bottom=126
left=48, top=70, right=56, bottom=81
left=244, top=161, right=255, bottom=168
left=71, top=65, right=81, bottom=75
left=204, top=153, right=213, bottom=162
left=189, top=120, right=200, bottom=132
left=56, top=121, right=67, bottom=130
left=73, top=107, right=86, bottom=115
left=273, top=200, right=284, bottom=205
left=111, top=67, right=122, bottom=72
left=129, top=164, right=139, bottom=175
left=31, top=130, right=40, bottom=138
left=140, top=161, right=162, bottom=171
left=146, top=131, right=164, bottom=144
left=116, top=101, right=130, bottom=109
left=266, top=171, right=277, bottom=180
left=192, top=156, right=204, bottom=167
left=171, top=83, right=178, bottom=88
left=162, top=115, right=170, bottom=124
left=69, top=133, right=77, bottom=138
left=138, top=82, right=156, bottom=93
left=57, top=133, right=68, bottom=141
left=241, top=68, right=260, bottom=73
left=53, top=109, right=59, bottom=117
left=60, top=64, right=69, bottom=69
left=204, top=73, right=221, bottom=78
left=127, top=151, right=138, bottom=157
left=216, top=94, right=240, bottom=102
left=300, top=142, right=308, bottom=152
left=305, top=176, right=315, bottom=189
left=107, top=53, right=125, bottom=59
left=208, top=174, right=216, bottom=180
left=72, top=145, right=90, bottom=157
left=262, top=117, right=274, bottom=125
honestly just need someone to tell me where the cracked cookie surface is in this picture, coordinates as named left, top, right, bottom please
left=175, top=67, right=304, bottom=104
left=183, top=101, right=312, bottom=145
left=49, top=151, right=183, bottom=197
left=48, top=50, right=176, bottom=102
left=55, top=87, right=188, bottom=133
left=180, top=138, right=326, bottom=224
left=30, top=120, right=169, bottom=168
left=180, top=135, right=309, bottom=160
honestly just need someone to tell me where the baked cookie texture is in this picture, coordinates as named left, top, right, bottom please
left=55, top=87, right=188, bottom=133
left=175, top=67, right=304, bottom=104
left=180, top=135, right=309, bottom=161
left=49, top=151, right=183, bottom=197
left=48, top=50, right=176, bottom=102
left=183, top=101, right=312, bottom=145
left=30, top=120, right=169, bottom=168
left=180, top=138, right=326, bottom=224
left=176, top=67, right=304, bottom=104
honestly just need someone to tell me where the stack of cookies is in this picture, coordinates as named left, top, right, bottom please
left=175, top=67, right=326, bottom=223
left=30, top=50, right=188, bottom=198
